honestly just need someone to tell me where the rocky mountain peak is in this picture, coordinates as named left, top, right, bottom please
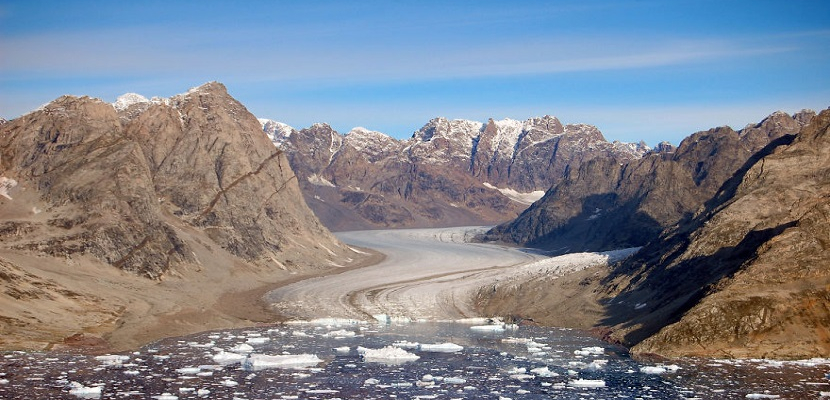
left=652, top=141, right=676, bottom=153
left=258, top=118, right=295, bottom=148
left=412, top=117, right=483, bottom=143
left=113, top=93, right=150, bottom=111
left=1, top=82, right=351, bottom=279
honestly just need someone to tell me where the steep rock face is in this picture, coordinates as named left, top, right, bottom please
left=0, top=83, right=348, bottom=277
left=0, top=83, right=360, bottom=349
left=602, top=108, right=830, bottom=358
left=485, top=110, right=815, bottom=253
left=262, top=115, right=648, bottom=230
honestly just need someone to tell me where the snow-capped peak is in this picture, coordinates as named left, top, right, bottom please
left=112, top=93, right=150, bottom=111
left=347, top=126, right=389, bottom=138
left=257, top=118, right=295, bottom=149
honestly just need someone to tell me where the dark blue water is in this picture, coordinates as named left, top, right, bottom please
left=1, top=320, right=827, bottom=399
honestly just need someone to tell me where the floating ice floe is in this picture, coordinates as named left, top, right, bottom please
left=470, top=324, right=507, bottom=333
left=175, top=367, right=201, bottom=375
left=569, top=379, right=606, bottom=388
left=639, top=364, right=680, bottom=374
left=357, top=346, right=420, bottom=363
left=212, top=351, right=246, bottom=365
left=745, top=394, right=781, bottom=399
left=419, top=342, right=464, bottom=353
left=246, top=337, right=270, bottom=345
left=443, top=377, right=467, bottom=384
left=94, top=355, right=130, bottom=367
left=574, top=346, right=605, bottom=356
left=68, top=382, right=103, bottom=399
left=333, top=346, right=351, bottom=354
left=229, top=343, right=254, bottom=353
left=151, top=394, right=178, bottom=400
left=392, top=340, right=420, bottom=349
left=530, top=366, right=559, bottom=377
left=324, top=329, right=356, bottom=338
left=243, top=354, right=322, bottom=371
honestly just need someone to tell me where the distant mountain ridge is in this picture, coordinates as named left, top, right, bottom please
left=257, top=115, right=653, bottom=230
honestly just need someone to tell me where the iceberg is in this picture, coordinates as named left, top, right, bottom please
left=243, top=354, right=322, bottom=371
left=569, top=379, right=606, bottom=388
left=419, top=342, right=464, bottom=353
left=357, top=346, right=420, bottom=363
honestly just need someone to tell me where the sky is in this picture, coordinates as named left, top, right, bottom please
left=1, top=0, right=828, bottom=145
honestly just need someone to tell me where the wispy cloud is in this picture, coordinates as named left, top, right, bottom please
left=0, top=25, right=798, bottom=83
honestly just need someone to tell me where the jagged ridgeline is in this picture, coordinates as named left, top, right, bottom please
left=0, top=82, right=352, bottom=279
left=602, top=108, right=830, bottom=358
left=258, top=116, right=654, bottom=231
left=483, top=109, right=817, bottom=254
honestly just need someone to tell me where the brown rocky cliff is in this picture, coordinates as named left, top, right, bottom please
left=484, top=110, right=814, bottom=253
left=602, top=108, right=830, bottom=358
left=0, top=83, right=348, bottom=277
left=0, top=83, right=360, bottom=350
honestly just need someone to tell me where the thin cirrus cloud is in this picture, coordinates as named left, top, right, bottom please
left=0, top=24, right=794, bottom=83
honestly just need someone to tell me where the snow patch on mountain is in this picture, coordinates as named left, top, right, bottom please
left=483, top=182, right=545, bottom=205
left=307, top=174, right=336, bottom=187
left=112, top=93, right=150, bottom=111
left=259, top=118, right=295, bottom=148
left=345, top=127, right=400, bottom=161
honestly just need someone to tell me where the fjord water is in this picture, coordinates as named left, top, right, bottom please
left=1, top=228, right=828, bottom=398
left=1, top=320, right=828, bottom=399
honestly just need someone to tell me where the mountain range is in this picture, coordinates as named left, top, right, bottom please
left=257, top=116, right=653, bottom=230
left=1, top=81, right=826, bottom=359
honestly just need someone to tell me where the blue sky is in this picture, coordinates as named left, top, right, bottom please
left=1, top=0, right=828, bottom=145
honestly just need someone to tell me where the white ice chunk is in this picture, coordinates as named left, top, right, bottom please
left=574, top=346, right=605, bottom=356
left=212, top=351, right=246, bottom=365
left=175, top=367, right=201, bottom=375
left=419, top=342, right=464, bottom=353
left=470, top=324, right=506, bottom=333
left=324, top=329, right=356, bottom=338
left=444, top=377, right=467, bottom=384
left=94, top=355, right=130, bottom=367
left=229, top=343, right=254, bottom=353
left=243, top=354, right=322, bottom=371
left=246, top=337, right=270, bottom=345
left=530, top=366, right=559, bottom=377
left=392, top=340, right=420, bottom=349
left=357, top=346, right=420, bottom=363
left=746, top=395, right=781, bottom=399
left=569, top=379, right=606, bottom=388
left=151, top=394, right=178, bottom=400
left=639, top=366, right=667, bottom=374
left=68, top=382, right=103, bottom=399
